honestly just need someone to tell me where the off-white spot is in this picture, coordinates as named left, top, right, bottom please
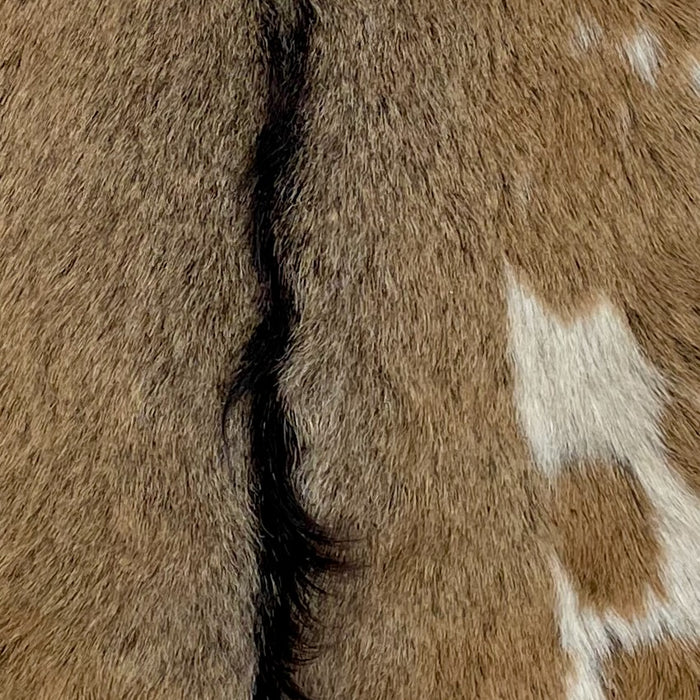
left=506, top=269, right=700, bottom=699
left=552, top=560, right=608, bottom=700
left=621, top=28, right=662, bottom=85
left=506, top=273, right=664, bottom=478
left=572, top=16, right=603, bottom=54
left=690, top=58, right=700, bottom=94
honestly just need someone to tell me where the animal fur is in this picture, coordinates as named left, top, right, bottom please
left=0, top=2, right=264, bottom=697
left=0, top=1, right=698, bottom=699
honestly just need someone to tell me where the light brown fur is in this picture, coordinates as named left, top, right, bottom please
left=550, top=459, right=663, bottom=619
left=0, top=2, right=263, bottom=696
left=1, top=1, right=698, bottom=698
left=283, top=1, right=699, bottom=697
left=605, top=641, right=700, bottom=699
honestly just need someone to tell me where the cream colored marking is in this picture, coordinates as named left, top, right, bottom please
left=507, top=270, right=700, bottom=699
left=690, top=58, right=700, bottom=94
left=571, top=16, right=602, bottom=54
left=552, top=559, right=608, bottom=700
left=621, top=28, right=661, bottom=85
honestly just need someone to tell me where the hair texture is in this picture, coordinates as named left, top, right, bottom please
left=270, top=2, right=700, bottom=698
left=226, top=2, right=338, bottom=699
left=1, top=2, right=699, bottom=699
left=0, top=2, right=266, bottom=697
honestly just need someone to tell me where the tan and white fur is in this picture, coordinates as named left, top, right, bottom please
left=0, top=1, right=698, bottom=698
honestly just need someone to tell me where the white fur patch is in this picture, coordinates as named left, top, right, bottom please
left=506, top=271, right=700, bottom=698
left=691, top=58, right=700, bottom=94
left=552, top=560, right=608, bottom=700
left=621, top=28, right=662, bottom=85
left=506, top=275, right=664, bottom=478
left=571, top=16, right=603, bottom=54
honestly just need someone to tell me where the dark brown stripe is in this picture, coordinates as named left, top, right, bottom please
left=224, top=3, right=337, bottom=699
